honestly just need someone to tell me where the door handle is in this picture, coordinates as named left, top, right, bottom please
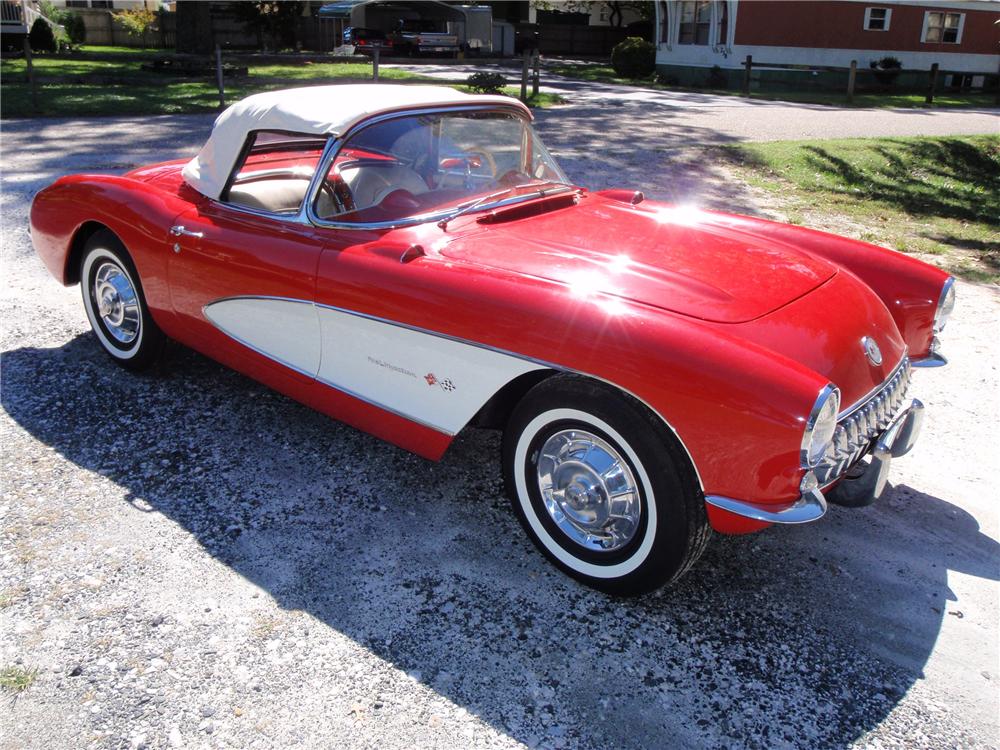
left=169, top=225, right=204, bottom=238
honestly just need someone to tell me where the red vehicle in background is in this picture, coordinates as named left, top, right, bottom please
left=29, top=85, right=955, bottom=594
left=343, top=26, right=393, bottom=56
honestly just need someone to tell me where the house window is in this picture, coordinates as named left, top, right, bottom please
left=65, top=0, right=88, bottom=7
left=90, top=0, right=114, bottom=7
left=922, top=11, right=964, bottom=44
left=864, top=7, right=891, bottom=31
left=678, top=1, right=711, bottom=45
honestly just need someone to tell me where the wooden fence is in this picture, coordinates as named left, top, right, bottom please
left=740, top=55, right=999, bottom=104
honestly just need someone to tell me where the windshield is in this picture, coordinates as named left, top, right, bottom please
left=312, top=111, right=570, bottom=225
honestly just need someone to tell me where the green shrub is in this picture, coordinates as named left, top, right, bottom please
left=40, top=0, right=86, bottom=46
left=29, top=18, right=56, bottom=53
left=114, top=8, right=158, bottom=46
left=610, top=37, right=655, bottom=79
left=707, top=64, right=727, bottom=88
left=870, top=55, right=902, bottom=87
left=58, top=11, right=86, bottom=45
left=466, top=71, right=508, bottom=95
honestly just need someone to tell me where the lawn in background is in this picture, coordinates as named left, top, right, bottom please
left=0, top=52, right=561, bottom=118
left=724, top=135, right=1000, bottom=283
left=548, top=63, right=997, bottom=109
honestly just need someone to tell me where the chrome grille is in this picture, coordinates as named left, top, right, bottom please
left=814, top=358, right=911, bottom=485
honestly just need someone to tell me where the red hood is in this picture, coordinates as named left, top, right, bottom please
left=440, top=197, right=837, bottom=324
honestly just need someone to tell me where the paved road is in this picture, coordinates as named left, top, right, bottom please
left=388, top=62, right=1000, bottom=143
left=1, top=112, right=998, bottom=750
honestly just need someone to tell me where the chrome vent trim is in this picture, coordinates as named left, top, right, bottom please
left=815, top=357, right=912, bottom=486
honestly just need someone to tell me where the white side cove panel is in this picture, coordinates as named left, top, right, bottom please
left=203, top=297, right=321, bottom=377
left=315, top=306, right=548, bottom=435
left=204, top=297, right=550, bottom=436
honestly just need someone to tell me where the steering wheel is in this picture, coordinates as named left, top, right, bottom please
left=496, top=170, right=532, bottom=188
left=466, top=149, right=497, bottom=178
left=319, top=165, right=356, bottom=217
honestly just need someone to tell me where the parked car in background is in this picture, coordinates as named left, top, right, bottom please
left=29, top=85, right=955, bottom=595
left=388, top=18, right=460, bottom=56
left=343, top=26, right=392, bottom=56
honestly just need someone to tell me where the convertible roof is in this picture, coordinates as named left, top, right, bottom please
left=181, top=84, right=530, bottom=201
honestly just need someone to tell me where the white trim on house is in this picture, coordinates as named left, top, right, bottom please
left=920, top=9, right=966, bottom=44
left=837, top=0, right=995, bottom=8
left=655, top=43, right=999, bottom=73
left=656, top=1, right=738, bottom=55
left=863, top=6, right=893, bottom=31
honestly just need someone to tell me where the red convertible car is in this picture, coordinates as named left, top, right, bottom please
left=30, top=85, right=955, bottom=594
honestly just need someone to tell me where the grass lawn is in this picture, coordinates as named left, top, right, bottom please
left=548, top=63, right=998, bottom=109
left=722, top=135, right=1000, bottom=283
left=0, top=54, right=562, bottom=117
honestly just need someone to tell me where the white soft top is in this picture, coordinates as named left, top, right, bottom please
left=181, top=84, right=530, bottom=200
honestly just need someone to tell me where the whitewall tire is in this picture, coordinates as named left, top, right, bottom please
left=503, top=376, right=710, bottom=595
left=80, top=230, right=165, bottom=370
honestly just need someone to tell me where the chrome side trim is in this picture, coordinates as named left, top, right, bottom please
left=201, top=293, right=706, bottom=490
left=705, top=489, right=827, bottom=525
left=315, top=373, right=458, bottom=437
left=911, top=353, right=948, bottom=368
left=838, top=353, right=908, bottom=421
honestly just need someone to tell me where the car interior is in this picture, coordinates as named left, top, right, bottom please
left=222, top=114, right=564, bottom=224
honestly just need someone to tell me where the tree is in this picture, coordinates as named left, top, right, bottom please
left=232, top=1, right=304, bottom=52
left=531, top=1, right=653, bottom=27
left=113, top=8, right=158, bottom=48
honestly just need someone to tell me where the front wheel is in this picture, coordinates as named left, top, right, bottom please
left=79, top=230, right=165, bottom=371
left=502, top=376, right=710, bottom=595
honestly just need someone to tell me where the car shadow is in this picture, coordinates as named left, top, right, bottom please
left=3, top=335, right=997, bottom=748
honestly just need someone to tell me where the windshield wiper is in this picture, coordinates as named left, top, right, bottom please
left=436, top=182, right=579, bottom=230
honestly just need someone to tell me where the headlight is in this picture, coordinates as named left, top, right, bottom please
left=933, top=277, right=956, bottom=333
left=801, top=385, right=840, bottom=468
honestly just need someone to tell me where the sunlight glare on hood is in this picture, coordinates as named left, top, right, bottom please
left=607, top=254, right=632, bottom=274
left=656, top=204, right=705, bottom=226
left=568, top=270, right=627, bottom=317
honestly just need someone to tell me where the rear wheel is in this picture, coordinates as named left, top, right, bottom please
left=79, top=230, right=165, bottom=371
left=502, top=375, right=710, bottom=595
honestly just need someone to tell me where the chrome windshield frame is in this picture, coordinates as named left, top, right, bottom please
left=304, top=104, right=573, bottom=232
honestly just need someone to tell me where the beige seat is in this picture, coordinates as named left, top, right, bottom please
left=340, top=165, right=427, bottom=211
left=227, top=177, right=336, bottom=216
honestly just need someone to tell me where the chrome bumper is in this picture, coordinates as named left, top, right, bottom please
left=826, top=398, right=923, bottom=507
left=706, top=489, right=827, bottom=525
left=706, top=399, right=924, bottom=523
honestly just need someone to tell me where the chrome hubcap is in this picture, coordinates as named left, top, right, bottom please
left=536, top=429, right=641, bottom=552
left=92, top=262, right=140, bottom=344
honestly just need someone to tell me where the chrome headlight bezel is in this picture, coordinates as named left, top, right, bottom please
left=801, top=384, right=841, bottom=469
left=933, top=276, right=956, bottom=334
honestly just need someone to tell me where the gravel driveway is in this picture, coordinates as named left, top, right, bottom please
left=1, top=113, right=998, bottom=750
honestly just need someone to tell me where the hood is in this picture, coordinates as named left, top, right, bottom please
left=440, top=198, right=837, bottom=324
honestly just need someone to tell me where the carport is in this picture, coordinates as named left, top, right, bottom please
left=348, top=1, right=465, bottom=35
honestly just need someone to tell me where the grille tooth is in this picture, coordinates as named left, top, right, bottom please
left=814, top=357, right=911, bottom=486
left=833, top=426, right=850, bottom=459
left=846, top=415, right=860, bottom=446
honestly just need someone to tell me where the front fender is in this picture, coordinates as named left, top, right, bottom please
left=702, top=212, right=951, bottom=359
left=30, top=174, right=192, bottom=321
